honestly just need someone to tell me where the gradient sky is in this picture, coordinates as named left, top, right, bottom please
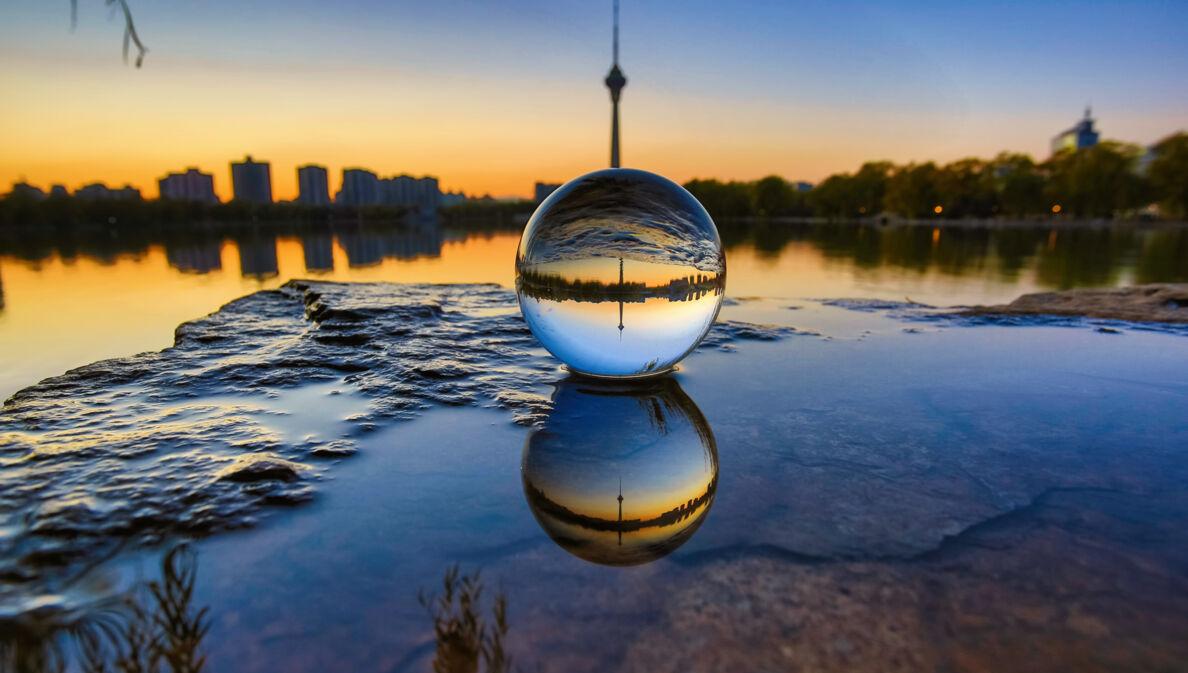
left=1, top=0, right=1185, bottom=200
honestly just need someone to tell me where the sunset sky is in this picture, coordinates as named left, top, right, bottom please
left=1, top=0, right=1185, bottom=201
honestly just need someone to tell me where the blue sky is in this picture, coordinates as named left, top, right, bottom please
left=1, top=0, right=1185, bottom=197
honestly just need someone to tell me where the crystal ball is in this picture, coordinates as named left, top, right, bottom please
left=516, top=168, right=726, bottom=378
left=522, top=376, right=719, bottom=566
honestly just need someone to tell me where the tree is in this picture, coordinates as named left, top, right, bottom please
left=806, top=161, right=891, bottom=218
left=682, top=179, right=753, bottom=219
left=1147, top=132, right=1188, bottom=218
left=992, top=152, right=1045, bottom=218
left=884, top=162, right=941, bottom=219
left=937, top=158, right=995, bottom=218
left=1044, top=142, right=1149, bottom=218
left=752, top=175, right=799, bottom=217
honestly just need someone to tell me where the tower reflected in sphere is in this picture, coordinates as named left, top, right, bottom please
left=522, top=376, right=719, bottom=566
left=516, top=169, right=726, bottom=378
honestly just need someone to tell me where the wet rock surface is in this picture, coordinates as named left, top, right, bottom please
left=0, top=280, right=798, bottom=593
left=822, top=291, right=1188, bottom=335
left=603, top=488, right=1188, bottom=673
left=958, top=283, right=1188, bottom=324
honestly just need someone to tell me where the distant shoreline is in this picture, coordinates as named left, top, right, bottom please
left=714, top=215, right=1188, bottom=230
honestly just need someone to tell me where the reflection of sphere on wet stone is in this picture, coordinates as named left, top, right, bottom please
left=522, top=377, right=718, bottom=566
left=516, top=168, right=726, bottom=378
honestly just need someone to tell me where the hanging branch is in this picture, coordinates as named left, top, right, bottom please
left=70, top=0, right=148, bottom=67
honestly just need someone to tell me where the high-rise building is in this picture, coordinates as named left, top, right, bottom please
left=230, top=156, right=273, bottom=204
left=379, top=175, right=441, bottom=212
left=1051, top=107, right=1100, bottom=155
left=793, top=181, right=813, bottom=192
left=534, top=182, right=561, bottom=202
left=296, top=165, right=331, bottom=206
left=339, top=168, right=380, bottom=206
left=158, top=168, right=218, bottom=204
left=605, top=0, right=626, bottom=168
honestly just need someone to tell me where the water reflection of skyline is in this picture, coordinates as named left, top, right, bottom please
left=1, top=222, right=1185, bottom=289
left=522, top=376, right=718, bottom=566
left=35, top=225, right=449, bottom=279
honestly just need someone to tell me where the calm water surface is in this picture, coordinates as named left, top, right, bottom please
left=2, top=220, right=1184, bottom=400
left=2, top=219, right=1187, bottom=671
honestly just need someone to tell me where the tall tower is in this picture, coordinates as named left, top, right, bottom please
left=605, top=0, right=627, bottom=168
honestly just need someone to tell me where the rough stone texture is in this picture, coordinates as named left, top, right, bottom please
left=504, top=489, right=1188, bottom=673
left=960, top=283, right=1188, bottom=324
left=0, top=280, right=797, bottom=592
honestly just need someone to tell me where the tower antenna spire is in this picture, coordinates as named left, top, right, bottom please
left=605, top=0, right=627, bottom=168
left=613, top=0, right=619, bottom=66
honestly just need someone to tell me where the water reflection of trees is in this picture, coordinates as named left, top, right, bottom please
left=516, top=267, right=724, bottom=304
left=418, top=565, right=512, bottom=673
left=718, top=221, right=1188, bottom=289
left=2, top=550, right=519, bottom=673
left=0, top=545, right=209, bottom=673
left=1136, top=229, right=1188, bottom=283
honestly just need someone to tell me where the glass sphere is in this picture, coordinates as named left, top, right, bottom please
left=516, top=168, right=726, bottom=378
left=522, top=376, right=719, bottom=566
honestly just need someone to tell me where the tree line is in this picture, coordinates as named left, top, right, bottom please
left=684, top=132, right=1188, bottom=221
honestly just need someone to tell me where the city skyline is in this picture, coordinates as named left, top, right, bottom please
left=1, top=1, right=1185, bottom=201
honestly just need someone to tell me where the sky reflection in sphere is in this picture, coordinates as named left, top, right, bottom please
left=516, top=168, right=725, bottom=378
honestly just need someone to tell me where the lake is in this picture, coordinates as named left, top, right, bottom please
left=2, top=219, right=1187, bottom=672
left=2, top=218, right=1185, bottom=400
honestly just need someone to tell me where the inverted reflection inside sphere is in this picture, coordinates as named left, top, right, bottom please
left=522, top=376, right=719, bottom=566
left=516, top=168, right=726, bottom=378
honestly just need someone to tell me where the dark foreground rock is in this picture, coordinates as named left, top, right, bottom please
left=960, top=283, right=1188, bottom=323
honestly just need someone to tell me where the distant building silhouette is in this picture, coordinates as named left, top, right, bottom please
left=440, top=190, right=467, bottom=207
left=339, top=168, right=381, bottom=206
left=605, top=0, right=626, bottom=168
left=6, top=182, right=46, bottom=200
left=75, top=183, right=141, bottom=200
left=158, top=168, right=218, bottom=204
left=230, top=156, right=273, bottom=204
left=534, top=182, right=561, bottom=202
left=1051, top=107, right=1100, bottom=155
left=380, top=175, right=441, bottom=212
left=296, top=165, right=331, bottom=206
left=49, top=185, right=68, bottom=198
left=793, top=181, right=813, bottom=192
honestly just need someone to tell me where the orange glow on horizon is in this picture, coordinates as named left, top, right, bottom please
left=0, top=51, right=986, bottom=201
